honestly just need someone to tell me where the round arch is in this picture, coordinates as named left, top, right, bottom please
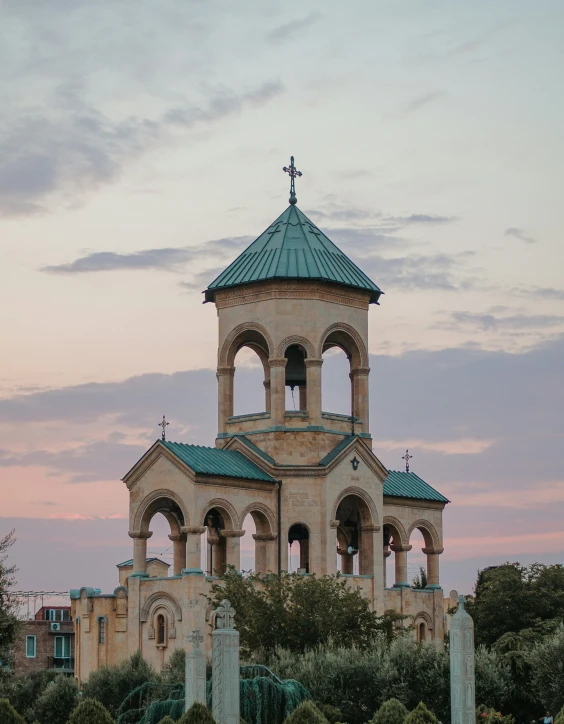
left=239, top=502, right=277, bottom=536
left=219, top=323, right=274, bottom=368
left=199, top=498, right=240, bottom=530
left=318, top=323, right=369, bottom=368
left=383, top=516, right=409, bottom=548
left=134, top=489, right=189, bottom=534
left=331, top=486, right=379, bottom=527
left=407, top=519, right=441, bottom=549
left=140, top=591, right=182, bottom=622
left=276, top=335, right=316, bottom=360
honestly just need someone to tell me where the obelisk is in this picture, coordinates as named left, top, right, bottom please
left=450, top=595, right=475, bottom=724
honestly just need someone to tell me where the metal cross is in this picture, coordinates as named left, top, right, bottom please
left=282, top=155, right=302, bottom=205
left=188, top=629, right=204, bottom=650
left=158, top=415, right=169, bottom=441
left=402, top=449, right=413, bottom=473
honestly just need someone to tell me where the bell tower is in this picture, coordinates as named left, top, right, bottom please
left=205, top=158, right=382, bottom=465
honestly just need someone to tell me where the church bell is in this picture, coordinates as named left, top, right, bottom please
left=284, top=345, right=307, bottom=390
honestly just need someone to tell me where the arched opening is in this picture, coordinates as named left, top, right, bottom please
left=147, top=513, right=173, bottom=572
left=383, top=519, right=409, bottom=588
left=408, top=529, right=426, bottom=588
left=322, top=347, right=351, bottom=416
left=241, top=507, right=277, bottom=575
left=284, top=344, right=308, bottom=411
left=335, top=494, right=374, bottom=576
left=288, top=523, right=309, bottom=573
left=321, top=326, right=368, bottom=427
left=135, top=494, right=187, bottom=576
left=156, top=613, right=166, bottom=645
left=98, top=618, right=106, bottom=645
left=417, top=620, right=426, bottom=643
left=408, top=521, right=441, bottom=589
left=233, top=345, right=269, bottom=416
left=202, top=507, right=228, bottom=576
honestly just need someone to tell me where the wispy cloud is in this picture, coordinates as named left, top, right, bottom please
left=267, top=13, right=322, bottom=43
left=505, top=227, right=537, bottom=244
left=512, top=286, right=564, bottom=301
left=441, top=311, right=564, bottom=331
left=387, top=91, right=447, bottom=119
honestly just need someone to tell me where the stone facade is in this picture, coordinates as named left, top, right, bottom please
left=71, top=206, right=449, bottom=681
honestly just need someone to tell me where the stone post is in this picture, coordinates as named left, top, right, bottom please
left=383, top=549, right=392, bottom=588
left=129, top=531, right=152, bottom=577
left=263, top=380, right=271, bottom=412
left=222, top=529, right=245, bottom=571
left=211, top=599, right=239, bottom=724
left=390, top=544, right=412, bottom=587
left=217, top=366, right=235, bottom=433
left=450, top=595, right=475, bottom=724
left=305, top=359, right=323, bottom=426
left=182, top=526, right=206, bottom=575
left=269, top=358, right=287, bottom=426
left=350, top=367, right=370, bottom=433
left=252, top=533, right=277, bottom=574
left=169, top=533, right=187, bottom=576
left=185, top=629, right=206, bottom=711
left=423, top=546, right=444, bottom=589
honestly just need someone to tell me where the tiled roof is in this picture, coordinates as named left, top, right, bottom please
left=162, top=441, right=275, bottom=483
left=205, top=204, right=382, bottom=303
left=384, top=470, right=449, bottom=503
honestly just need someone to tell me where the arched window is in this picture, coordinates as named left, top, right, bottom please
left=418, top=621, right=426, bottom=643
left=322, top=346, right=351, bottom=416
left=284, top=344, right=308, bottom=411
left=288, top=523, right=309, bottom=573
left=156, top=614, right=166, bottom=645
left=98, top=618, right=106, bottom=645
left=233, top=346, right=268, bottom=415
left=335, top=494, right=375, bottom=576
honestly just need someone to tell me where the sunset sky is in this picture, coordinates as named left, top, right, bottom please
left=1, top=0, right=563, bottom=603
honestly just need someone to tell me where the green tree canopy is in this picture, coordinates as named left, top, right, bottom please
left=0, top=698, right=26, bottom=724
left=283, top=701, right=328, bottom=724
left=34, top=674, right=79, bottom=724
left=403, top=702, right=438, bottom=724
left=372, top=698, right=409, bottom=724
left=68, top=698, right=114, bottom=724
left=178, top=702, right=217, bottom=724
left=0, top=530, right=20, bottom=670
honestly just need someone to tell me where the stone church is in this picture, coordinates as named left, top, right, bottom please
left=71, top=162, right=449, bottom=681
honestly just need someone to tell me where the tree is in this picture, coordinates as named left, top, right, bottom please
left=0, top=530, right=20, bottom=670
left=0, top=698, right=26, bottom=724
left=403, top=702, right=438, bottom=724
left=372, top=698, right=409, bottom=724
left=67, top=698, right=114, bottom=724
left=0, top=669, right=59, bottom=721
left=178, top=702, right=217, bottom=724
left=412, top=568, right=427, bottom=590
left=555, top=705, right=564, bottom=724
left=157, top=717, right=176, bottom=724
left=34, top=674, right=79, bottom=724
left=283, top=701, right=328, bottom=724
left=528, top=623, right=564, bottom=713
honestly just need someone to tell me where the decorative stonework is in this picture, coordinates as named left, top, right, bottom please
left=140, top=592, right=182, bottom=622
left=450, top=596, right=475, bottom=724
left=211, top=600, right=240, bottom=724
left=382, top=516, right=409, bottom=547
left=199, top=499, right=241, bottom=530
left=276, top=335, right=316, bottom=359
left=319, top=322, right=369, bottom=367
left=185, top=629, right=206, bottom=710
left=407, top=519, right=442, bottom=548
left=219, top=322, right=274, bottom=367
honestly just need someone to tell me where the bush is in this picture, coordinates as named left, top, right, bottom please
left=555, top=706, right=564, bottom=724
left=476, top=704, right=514, bottom=724
left=34, top=674, right=79, bottom=724
left=474, top=647, right=513, bottom=713
left=0, top=669, right=59, bottom=721
left=178, top=702, right=216, bottom=724
left=68, top=698, right=114, bottom=724
left=157, top=717, right=176, bottom=724
left=317, top=703, right=343, bottom=723
left=372, top=698, right=409, bottom=724
left=283, top=701, right=328, bottom=724
left=403, top=702, right=438, bottom=724
left=528, top=623, right=564, bottom=712
left=0, top=698, right=26, bottom=724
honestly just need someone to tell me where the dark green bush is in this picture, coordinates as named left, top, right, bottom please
left=178, top=702, right=216, bottom=724
left=156, top=717, right=176, bottom=724
left=476, top=704, right=514, bottom=724
left=283, top=701, right=328, bottom=724
left=554, top=706, right=564, bottom=724
left=372, top=698, right=409, bottom=724
left=403, top=702, right=438, bottom=724
left=0, top=698, right=26, bottom=724
left=317, top=703, right=343, bottom=723
left=67, top=698, right=114, bottom=724
left=34, top=674, right=79, bottom=724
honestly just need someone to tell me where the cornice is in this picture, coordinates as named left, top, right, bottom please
left=383, top=496, right=446, bottom=511
left=214, top=280, right=371, bottom=310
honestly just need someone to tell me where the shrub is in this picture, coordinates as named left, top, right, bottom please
left=555, top=706, right=564, bottom=724
left=283, top=701, right=328, bottom=724
left=157, top=717, right=176, bottom=724
left=528, top=623, right=564, bottom=712
left=0, top=669, right=59, bottom=721
left=34, top=674, right=79, bottom=724
left=0, top=698, right=26, bottom=724
left=404, top=702, right=438, bottom=724
left=178, top=702, right=217, bottom=724
left=476, top=704, right=515, bottom=724
left=372, top=698, right=409, bottom=724
left=68, top=698, right=115, bottom=724
left=317, top=703, right=343, bottom=723
left=82, top=650, right=155, bottom=716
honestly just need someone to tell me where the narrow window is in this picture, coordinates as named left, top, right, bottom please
left=156, top=614, right=166, bottom=645
left=26, top=635, right=36, bottom=658
left=418, top=622, right=426, bottom=642
left=98, top=618, right=106, bottom=644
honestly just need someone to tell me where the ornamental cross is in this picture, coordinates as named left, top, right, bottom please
left=402, top=449, right=412, bottom=473
left=158, top=415, right=169, bottom=441
left=282, top=155, right=302, bottom=205
left=213, top=599, right=236, bottom=630
left=188, top=628, right=204, bottom=650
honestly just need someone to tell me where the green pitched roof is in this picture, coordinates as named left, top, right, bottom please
left=384, top=471, right=449, bottom=503
left=162, top=441, right=275, bottom=482
left=205, top=204, right=382, bottom=303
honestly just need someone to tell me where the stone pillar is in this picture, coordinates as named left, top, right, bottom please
left=423, top=546, right=444, bottom=589
left=252, top=533, right=277, bottom=574
left=383, top=549, right=392, bottom=587
left=129, top=531, right=152, bottom=577
left=263, top=380, right=271, bottom=412
left=169, top=533, right=187, bottom=576
left=359, top=524, right=380, bottom=576
left=299, top=538, right=309, bottom=572
left=298, top=385, right=307, bottom=411
left=305, top=359, right=322, bottom=426
left=182, top=526, right=206, bottom=575
left=212, top=600, right=240, bottom=724
left=222, top=529, right=245, bottom=571
left=340, top=552, right=354, bottom=574
left=450, top=596, right=475, bottom=724
left=350, top=367, right=370, bottom=433
left=217, top=366, right=235, bottom=433
left=269, top=358, right=287, bottom=426
left=390, top=544, right=412, bottom=587
left=185, top=629, right=206, bottom=711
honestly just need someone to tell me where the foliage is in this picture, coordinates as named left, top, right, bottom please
left=412, top=567, right=428, bottom=589
left=527, top=623, right=564, bottom=713
left=67, top=698, right=115, bottom=724
left=82, top=650, right=156, bottom=717
left=238, top=665, right=311, bottom=724
left=0, top=531, right=21, bottom=669
left=156, top=717, right=176, bottom=724
left=555, top=706, right=564, bottom=724
left=476, top=704, right=515, bottom=724
left=178, top=702, right=216, bottom=724
left=117, top=681, right=184, bottom=724
left=317, top=703, right=343, bottom=724
left=283, top=701, right=328, bottom=724
left=0, top=698, right=26, bottom=724
left=209, top=568, right=407, bottom=656
left=34, top=674, right=79, bottom=724
left=467, top=563, right=564, bottom=647
left=372, top=698, right=409, bottom=724
left=161, top=649, right=187, bottom=685
left=403, top=702, right=438, bottom=724
left=0, top=669, right=59, bottom=722
left=474, top=646, right=513, bottom=714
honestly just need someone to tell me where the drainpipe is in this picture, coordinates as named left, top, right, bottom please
left=277, top=480, right=282, bottom=574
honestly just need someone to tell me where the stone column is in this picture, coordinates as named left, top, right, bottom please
left=129, top=531, right=152, bottom=577
left=263, top=380, right=271, bottom=412
left=298, top=385, right=307, bottom=411
left=423, top=546, right=444, bottom=589
left=383, top=549, right=392, bottom=587
left=350, top=367, right=370, bottom=433
left=340, top=552, right=354, bottom=574
left=390, top=544, right=412, bottom=587
left=185, top=629, right=206, bottom=711
left=222, top=529, right=245, bottom=571
left=252, top=533, right=277, bottom=574
left=305, top=359, right=323, bottom=426
left=182, top=526, right=206, bottom=575
left=269, top=358, right=287, bottom=426
left=217, top=366, right=235, bottom=433
left=169, top=533, right=187, bottom=576
left=450, top=596, right=475, bottom=724
left=359, top=523, right=380, bottom=576
left=212, top=600, right=240, bottom=724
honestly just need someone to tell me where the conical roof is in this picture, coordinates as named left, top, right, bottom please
left=204, top=204, right=382, bottom=303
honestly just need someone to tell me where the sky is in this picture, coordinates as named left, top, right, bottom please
left=1, top=0, right=563, bottom=606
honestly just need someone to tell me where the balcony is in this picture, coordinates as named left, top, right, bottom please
left=47, top=657, right=74, bottom=673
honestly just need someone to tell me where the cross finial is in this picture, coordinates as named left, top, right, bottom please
left=402, top=449, right=413, bottom=472
left=158, top=415, right=169, bottom=441
left=188, top=628, right=204, bottom=650
left=282, top=156, right=302, bottom=205
left=457, top=594, right=466, bottom=610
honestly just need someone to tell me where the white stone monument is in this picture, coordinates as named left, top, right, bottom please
left=185, top=629, right=206, bottom=711
left=211, top=599, right=240, bottom=724
left=450, top=595, right=475, bottom=724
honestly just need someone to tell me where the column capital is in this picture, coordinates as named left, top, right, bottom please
left=361, top=524, right=381, bottom=532
left=128, top=531, right=153, bottom=540
left=422, top=546, right=444, bottom=555
left=384, top=549, right=392, bottom=559
left=304, top=358, right=323, bottom=368
left=349, top=367, right=371, bottom=377
left=329, top=519, right=340, bottom=529
left=182, top=526, right=207, bottom=536
left=252, top=533, right=277, bottom=542
left=220, top=529, right=245, bottom=538
left=168, top=533, right=187, bottom=542
left=216, top=366, right=235, bottom=377
left=390, top=543, right=412, bottom=553
left=268, top=357, right=287, bottom=368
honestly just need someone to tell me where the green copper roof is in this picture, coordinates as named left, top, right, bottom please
left=384, top=471, right=449, bottom=503
left=205, top=205, right=382, bottom=303
left=162, top=441, right=275, bottom=482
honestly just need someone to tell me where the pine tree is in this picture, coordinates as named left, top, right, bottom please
left=404, top=702, right=438, bottom=724
left=178, top=702, right=217, bottom=724
left=67, top=698, right=115, bottom=724
left=372, top=698, right=409, bottom=724
left=283, top=701, right=329, bottom=724
left=157, top=717, right=176, bottom=724
left=0, top=698, right=26, bottom=724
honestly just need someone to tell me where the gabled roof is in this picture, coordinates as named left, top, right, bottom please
left=162, top=441, right=276, bottom=483
left=205, top=204, right=382, bottom=303
left=384, top=470, right=449, bottom=503
left=116, top=558, right=170, bottom=568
